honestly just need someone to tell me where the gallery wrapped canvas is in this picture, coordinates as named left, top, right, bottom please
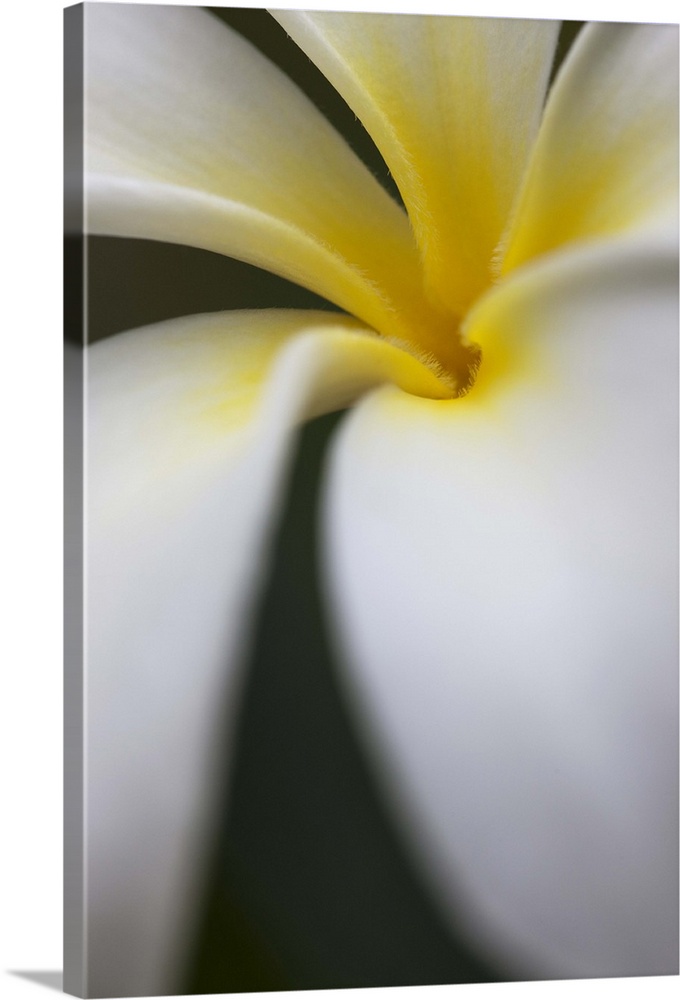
left=64, top=4, right=679, bottom=997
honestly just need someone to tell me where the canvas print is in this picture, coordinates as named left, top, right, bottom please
left=64, top=3, right=679, bottom=997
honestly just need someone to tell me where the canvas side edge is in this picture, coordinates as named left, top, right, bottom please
left=64, top=4, right=86, bottom=997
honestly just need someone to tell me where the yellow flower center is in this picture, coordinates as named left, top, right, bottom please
left=377, top=259, right=489, bottom=400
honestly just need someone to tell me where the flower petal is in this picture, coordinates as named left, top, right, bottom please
left=502, top=22, right=679, bottom=274
left=84, top=3, right=450, bottom=356
left=322, top=239, right=678, bottom=979
left=273, top=9, right=559, bottom=313
left=85, top=308, right=451, bottom=997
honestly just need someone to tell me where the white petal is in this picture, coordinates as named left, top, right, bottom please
left=84, top=3, right=448, bottom=354
left=502, top=22, right=679, bottom=274
left=84, top=308, right=451, bottom=997
left=322, top=239, right=678, bottom=979
left=273, top=9, right=559, bottom=313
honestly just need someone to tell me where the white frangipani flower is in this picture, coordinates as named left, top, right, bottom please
left=80, top=4, right=678, bottom=996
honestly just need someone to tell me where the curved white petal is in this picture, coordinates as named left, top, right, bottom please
left=273, top=9, right=559, bottom=313
left=502, top=22, right=679, bottom=274
left=322, top=239, right=678, bottom=979
left=84, top=3, right=450, bottom=354
left=85, top=308, right=451, bottom=997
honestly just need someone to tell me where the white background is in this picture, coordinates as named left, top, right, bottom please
left=1, top=1, right=677, bottom=999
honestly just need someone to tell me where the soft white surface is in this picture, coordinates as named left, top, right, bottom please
left=85, top=308, right=454, bottom=996
left=504, top=22, right=679, bottom=270
left=83, top=3, right=433, bottom=344
left=323, top=238, right=678, bottom=979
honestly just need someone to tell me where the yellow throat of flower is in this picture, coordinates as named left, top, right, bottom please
left=374, top=260, right=490, bottom=402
